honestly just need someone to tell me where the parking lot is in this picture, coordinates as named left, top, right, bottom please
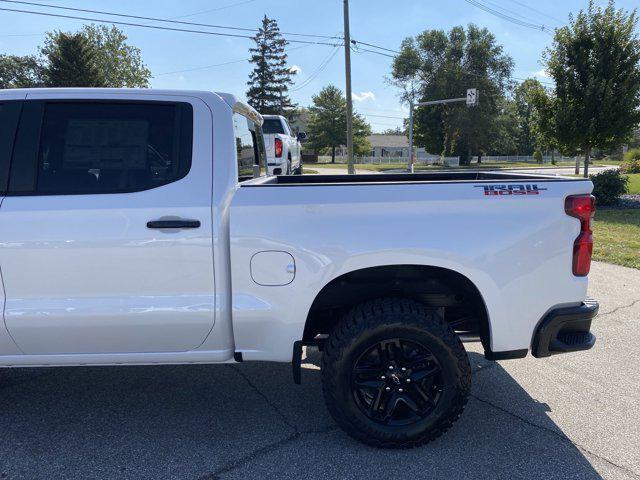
left=0, top=261, right=638, bottom=480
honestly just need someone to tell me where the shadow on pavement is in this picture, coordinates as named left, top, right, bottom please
left=0, top=350, right=602, bottom=480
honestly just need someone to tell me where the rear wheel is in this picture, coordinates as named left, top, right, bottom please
left=321, top=298, right=471, bottom=448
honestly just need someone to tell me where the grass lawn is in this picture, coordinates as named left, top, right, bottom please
left=592, top=209, right=640, bottom=270
left=626, top=173, right=640, bottom=194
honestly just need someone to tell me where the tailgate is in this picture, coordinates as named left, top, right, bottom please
left=263, top=134, right=277, bottom=159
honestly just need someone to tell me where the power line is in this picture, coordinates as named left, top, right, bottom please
left=479, top=0, right=552, bottom=26
left=155, top=44, right=315, bottom=76
left=0, top=7, right=252, bottom=39
left=290, top=43, right=342, bottom=92
left=361, top=107, right=409, bottom=114
left=352, top=46, right=554, bottom=86
left=361, top=113, right=405, bottom=119
left=0, top=32, right=41, bottom=36
left=463, top=0, right=553, bottom=35
left=350, top=40, right=399, bottom=54
left=353, top=47, right=395, bottom=58
left=0, top=1, right=343, bottom=41
left=506, top=0, right=564, bottom=25
left=0, top=6, right=343, bottom=46
left=368, top=121, right=404, bottom=127
left=172, top=0, right=259, bottom=19
left=156, top=58, right=249, bottom=76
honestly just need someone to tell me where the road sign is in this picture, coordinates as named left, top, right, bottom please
left=466, top=88, right=478, bottom=106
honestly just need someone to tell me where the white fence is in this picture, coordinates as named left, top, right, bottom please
left=315, top=154, right=582, bottom=167
left=474, top=155, right=581, bottom=164
left=317, top=155, right=460, bottom=167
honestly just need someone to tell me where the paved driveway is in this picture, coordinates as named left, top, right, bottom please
left=0, top=261, right=638, bottom=480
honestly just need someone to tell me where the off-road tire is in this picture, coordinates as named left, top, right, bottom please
left=321, top=298, right=471, bottom=448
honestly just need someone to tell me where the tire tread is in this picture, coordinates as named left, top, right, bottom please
left=321, top=298, right=471, bottom=448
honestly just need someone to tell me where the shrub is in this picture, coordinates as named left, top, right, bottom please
left=623, top=147, right=640, bottom=162
left=620, top=148, right=640, bottom=173
left=534, top=150, right=543, bottom=164
left=590, top=170, right=628, bottom=205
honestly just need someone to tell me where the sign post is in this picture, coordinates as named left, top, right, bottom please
left=406, top=89, right=478, bottom=172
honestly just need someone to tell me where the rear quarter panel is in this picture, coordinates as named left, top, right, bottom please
left=229, top=178, right=593, bottom=361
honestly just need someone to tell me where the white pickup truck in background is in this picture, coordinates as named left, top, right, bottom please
left=0, top=88, right=598, bottom=448
left=261, top=114, right=305, bottom=175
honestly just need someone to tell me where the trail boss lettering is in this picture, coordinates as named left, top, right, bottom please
left=475, top=184, right=548, bottom=196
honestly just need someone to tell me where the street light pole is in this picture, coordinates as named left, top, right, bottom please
left=343, top=0, right=355, bottom=175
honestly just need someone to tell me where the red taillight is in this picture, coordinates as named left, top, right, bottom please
left=565, top=195, right=595, bottom=276
left=275, top=138, right=283, bottom=157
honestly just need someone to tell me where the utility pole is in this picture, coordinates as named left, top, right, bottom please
left=343, top=0, right=355, bottom=174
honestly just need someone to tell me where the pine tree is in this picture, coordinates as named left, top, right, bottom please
left=42, top=31, right=106, bottom=87
left=246, top=16, right=296, bottom=115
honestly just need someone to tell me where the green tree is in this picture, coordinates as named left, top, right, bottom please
left=514, top=78, right=546, bottom=154
left=530, top=86, right=564, bottom=164
left=41, top=31, right=106, bottom=87
left=542, top=1, right=640, bottom=177
left=82, top=25, right=151, bottom=87
left=491, top=98, right=519, bottom=155
left=306, top=85, right=371, bottom=163
left=41, top=26, right=150, bottom=88
left=0, top=54, right=45, bottom=89
left=391, top=24, right=513, bottom=164
left=246, top=16, right=296, bottom=115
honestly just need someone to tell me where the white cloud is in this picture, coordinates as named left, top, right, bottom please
left=177, top=75, right=186, bottom=82
left=352, top=91, right=376, bottom=102
left=534, top=68, right=550, bottom=78
left=290, top=65, right=302, bottom=75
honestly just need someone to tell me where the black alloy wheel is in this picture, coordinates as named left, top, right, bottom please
left=351, top=338, right=443, bottom=426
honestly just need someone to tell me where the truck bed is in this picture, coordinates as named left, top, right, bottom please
left=248, top=170, right=584, bottom=186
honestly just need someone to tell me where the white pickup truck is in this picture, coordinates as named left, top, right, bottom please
left=0, top=88, right=598, bottom=448
left=261, top=114, right=304, bottom=175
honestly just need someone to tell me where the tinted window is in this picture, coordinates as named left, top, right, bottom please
left=234, top=113, right=266, bottom=182
left=32, top=102, right=192, bottom=194
left=0, top=102, right=23, bottom=193
left=262, top=118, right=285, bottom=134
left=283, top=119, right=293, bottom=136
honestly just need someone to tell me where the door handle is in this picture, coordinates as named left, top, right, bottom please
left=147, top=219, right=201, bottom=229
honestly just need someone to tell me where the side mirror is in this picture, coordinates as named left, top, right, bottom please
left=297, top=131, right=308, bottom=142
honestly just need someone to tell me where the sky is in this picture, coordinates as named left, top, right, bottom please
left=0, top=0, right=638, bottom=132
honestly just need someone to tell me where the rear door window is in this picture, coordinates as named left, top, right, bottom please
left=9, top=101, right=193, bottom=195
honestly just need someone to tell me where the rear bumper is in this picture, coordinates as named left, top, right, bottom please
left=267, top=158, right=286, bottom=176
left=531, top=298, right=599, bottom=358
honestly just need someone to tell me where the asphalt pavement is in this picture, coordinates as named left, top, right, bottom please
left=0, top=261, right=638, bottom=480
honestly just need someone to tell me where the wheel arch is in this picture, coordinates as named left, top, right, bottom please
left=303, top=264, right=492, bottom=354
